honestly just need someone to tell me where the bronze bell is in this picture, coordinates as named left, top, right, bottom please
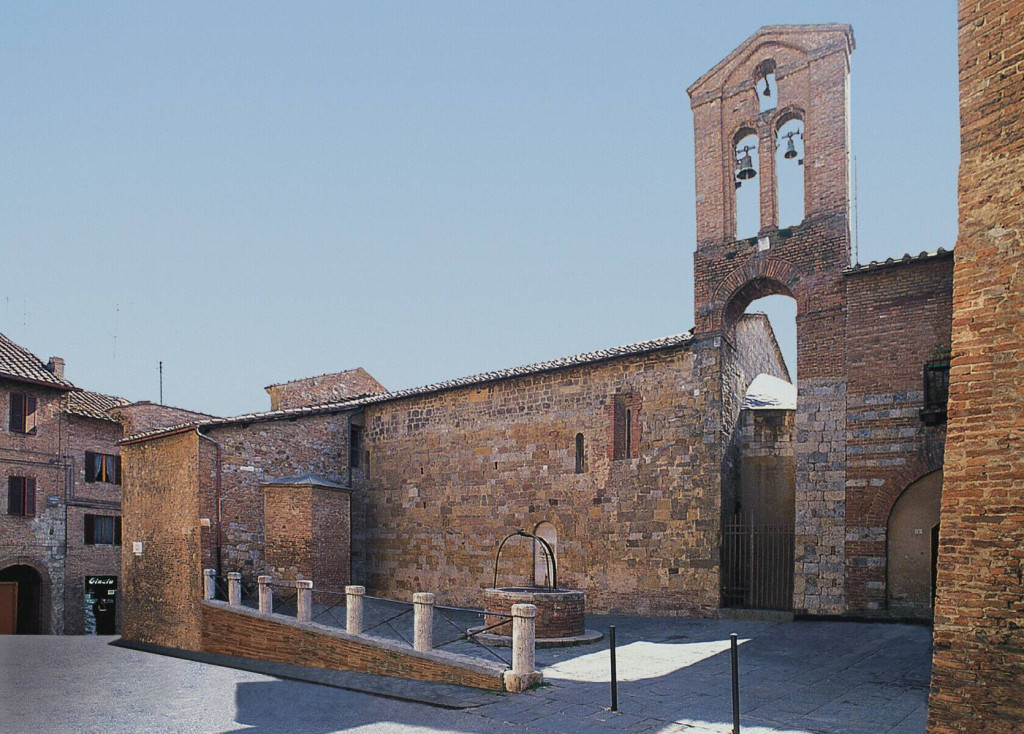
left=784, top=135, right=798, bottom=159
left=736, top=148, right=756, bottom=180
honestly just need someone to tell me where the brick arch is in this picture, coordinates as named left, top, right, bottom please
left=772, top=106, right=805, bottom=132
left=0, top=556, right=53, bottom=634
left=722, top=40, right=810, bottom=89
left=868, top=460, right=945, bottom=527
left=708, top=257, right=805, bottom=332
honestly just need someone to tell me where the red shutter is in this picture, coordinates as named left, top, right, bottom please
left=114, top=516, right=122, bottom=546
left=84, top=514, right=95, bottom=544
left=24, top=478, right=35, bottom=517
left=7, top=477, right=23, bottom=515
left=10, top=394, right=24, bottom=433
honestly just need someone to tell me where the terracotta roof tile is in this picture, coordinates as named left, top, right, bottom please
left=66, top=390, right=131, bottom=422
left=122, top=331, right=694, bottom=444
left=0, top=332, right=75, bottom=389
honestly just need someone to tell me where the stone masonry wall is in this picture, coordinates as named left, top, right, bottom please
left=266, top=368, right=386, bottom=411
left=120, top=430, right=203, bottom=649
left=928, top=2, right=1024, bottom=731
left=354, top=344, right=727, bottom=616
left=844, top=256, right=953, bottom=615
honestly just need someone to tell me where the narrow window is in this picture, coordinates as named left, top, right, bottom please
left=574, top=433, right=585, bottom=474
left=85, top=514, right=122, bottom=545
left=7, top=476, right=35, bottom=517
left=349, top=425, right=364, bottom=468
left=612, top=395, right=637, bottom=461
left=85, top=452, right=122, bottom=484
left=625, top=410, right=632, bottom=457
left=9, top=393, right=38, bottom=435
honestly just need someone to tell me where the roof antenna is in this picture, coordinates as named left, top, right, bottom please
left=159, top=361, right=164, bottom=405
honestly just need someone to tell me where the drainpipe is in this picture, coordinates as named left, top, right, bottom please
left=197, top=429, right=223, bottom=578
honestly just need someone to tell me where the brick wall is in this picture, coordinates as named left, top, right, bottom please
left=111, top=402, right=211, bottom=437
left=927, top=2, right=1024, bottom=730
left=843, top=255, right=953, bottom=615
left=689, top=25, right=854, bottom=614
left=200, top=600, right=505, bottom=690
left=263, top=483, right=351, bottom=591
left=63, top=413, right=124, bottom=634
left=0, top=380, right=69, bottom=633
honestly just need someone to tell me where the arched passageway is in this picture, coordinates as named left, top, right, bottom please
left=0, top=565, right=44, bottom=634
left=887, top=470, right=943, bottom=616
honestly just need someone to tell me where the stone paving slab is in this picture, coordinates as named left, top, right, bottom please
left=0, top=615, right=932, bottom=733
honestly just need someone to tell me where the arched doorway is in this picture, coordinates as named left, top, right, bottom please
left=887, top=470, right=943, bottom=617
left=0, top=565, right=44, bottom=634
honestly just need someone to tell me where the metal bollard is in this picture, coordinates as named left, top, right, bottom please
left=609, top=625, right=619, bottom=712
left=296, top=580, right=313, bottom=622
left=731, top=632, right=740, bottom=734
left=203, top=569, right=216, bottom=600
left=413, top=592, right=435, bottom=652
left=346, top=585, right=365, bottom=635
left=227, top=572, right=242, bottom=606
left=257, top=575, right=273, bottom=613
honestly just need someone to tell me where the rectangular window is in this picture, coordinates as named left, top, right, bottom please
left=84, top=514, right=122, bottom=545
left=7, top=476, right=36, bottom=517
left=349, top=426, right=364, bottom=469
left=574, top=433, right=585, bottom=474
left=85, top=452, right=122, bottom=484
left=9, top=393, right=38, bottom=435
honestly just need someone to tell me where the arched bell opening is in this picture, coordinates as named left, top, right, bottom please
left=733, top=130, right=760, bottom=240
left=775, top=116, right=805, bottom=228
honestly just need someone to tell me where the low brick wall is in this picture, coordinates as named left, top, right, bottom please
left=200, top=600, right=505, bottom=691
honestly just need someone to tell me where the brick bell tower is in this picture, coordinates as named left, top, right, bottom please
left=687, top=25, right=855, bottom=615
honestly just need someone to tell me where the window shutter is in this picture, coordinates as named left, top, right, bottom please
left=114, top=455, right=122, bottom=485
left=85, top=514, right=95, bottom=544
left=114, top=516, right=122, bottom=546
left=24, top=395, right=37, bottom=434
left=10, top=394, right=24, bottom=433
left=85, top=452, right=95, bottom=483
left=24, top=478, right=35, bottom=517
left=7, top=477, right=23, bottom=515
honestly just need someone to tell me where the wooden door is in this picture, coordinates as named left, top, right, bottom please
left=0, top=582, right=17, bottom=634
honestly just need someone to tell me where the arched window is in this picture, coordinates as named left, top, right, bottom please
left=574, top=433, right=585, bottom=474
left=775, top=117, right=805, bottom=227
left=533, top=522, right=558, bottom=588
left=734, top=130, right=760, bottom=240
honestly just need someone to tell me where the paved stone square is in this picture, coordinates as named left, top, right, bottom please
left=0, top=616, right=931, bottom=733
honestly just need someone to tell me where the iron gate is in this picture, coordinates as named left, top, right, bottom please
left=722, top=514, right=794, bottom=611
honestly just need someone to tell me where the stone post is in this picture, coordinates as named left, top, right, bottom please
left=346, top=585, right=365, bottom=635
left=228, top=572, right=242, bottom=606
left=296, top=580, right=313, bottom=623
left=413, top=592, right=435, bottom=652
left=258, top=575, right=273, bottom=613
left=203, top=569, right=216, bottom=600
left=503, top=603, right=543, bottom=693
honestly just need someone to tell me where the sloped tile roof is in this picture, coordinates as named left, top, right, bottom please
left=844, top=247, right=953, bottom=275
left=0, top=332, right=75, bottom=389
left=66, top=390, right=131, bottom=422
left=262, top=473, right=350, bottom=490
left=122, top=331, right=695, bottom=444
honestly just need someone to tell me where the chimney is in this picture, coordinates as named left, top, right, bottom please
left=46, top=357, right=65, bottom=380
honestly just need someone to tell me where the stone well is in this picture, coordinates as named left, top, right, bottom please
left=476, top=587, right=601, bottom=647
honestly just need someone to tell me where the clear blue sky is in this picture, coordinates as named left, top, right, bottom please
left=0, top=2, right=959, bottom=417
